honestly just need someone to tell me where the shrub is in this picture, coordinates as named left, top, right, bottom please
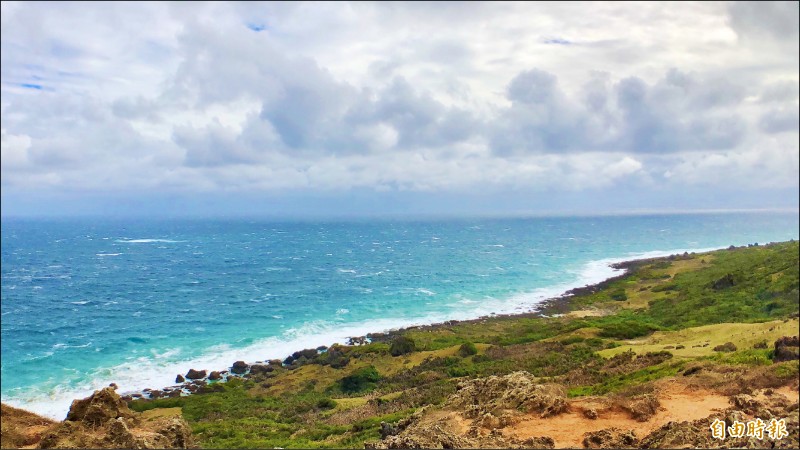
left=340, top=366, right=382, bottom=393
left=560, top=336, right=585, bottom=345
left=457, top=342, right=478, bottom=357
left=610, top=289, right=628, bottom=301
left=713, top=342, right=737, bottom=352
left=316, top=398, right=337, bottom=409
left=597, top=321, right=659, bottom=339
left=389, top=336, right=416, bottom=357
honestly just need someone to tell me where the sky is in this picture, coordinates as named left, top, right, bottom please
left=1, top=1, right=798, bottom=218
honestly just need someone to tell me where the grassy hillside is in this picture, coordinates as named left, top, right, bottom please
left=128, top=241, right=800, bottom=448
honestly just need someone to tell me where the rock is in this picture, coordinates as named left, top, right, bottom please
left=106, top=417, right=136, bottom=448
left=185, top=369, right=206, bottom=380
left=293, top=348, right=318, bottom=360
left=449, top=372, right=567, bottom=419
left=175, top=374, right=185, bottom=383
left=231, top=361, right=249, bottom=374
left=249, top=364, right=273, bottom=375
left=108, top=383, right=118, bottom=390
left=149, top=390, right=165, bottom=399
left=379, top=421, right=399, bottom=439
left=480, top=413, right=500, bottom=429
left=622, top=394, right=660, bottom=422
left=640, top=419, right=714, bottom=448
left=268, top=359, right=283, bottom=366
left=517, top=436, right=555, bottom=449
left=583, top=408, right=598, bottom=419
left=730, top=394, right=763, bottom=414
left=65, top=387, right=135, bottom=426
left=582, top=428, right=638, bottom=448
left=208, top=371, right=222, bottom=380
left=35, top=387, right=195, bottom=448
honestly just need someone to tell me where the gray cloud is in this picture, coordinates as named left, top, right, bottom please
left=1, top=1, right=798, bottom=213
left=759, top=108, right=800, bottom=134
left=728, top=1, right=799, bottom=41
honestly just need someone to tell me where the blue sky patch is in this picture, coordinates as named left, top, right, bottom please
left=246, top=22, right=267, bottom=32
left=19, top=83, right=44, bottom=90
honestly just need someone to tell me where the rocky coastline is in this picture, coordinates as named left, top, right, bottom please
left=120, top=247, right=714, bottom=404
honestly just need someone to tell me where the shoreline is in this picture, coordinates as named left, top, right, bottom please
left=121, top=246, right=724, bottom=401
left=3, top=242, right=777, bottom=418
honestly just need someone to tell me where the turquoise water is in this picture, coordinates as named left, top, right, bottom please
left=1, top=212, right=798, bottom=418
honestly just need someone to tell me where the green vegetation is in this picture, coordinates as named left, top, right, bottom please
left=128, top=241, right=799, bottom=448
left=457, top=342, right=478, bottom=357
left=338, top=366, right=381, bottom=394
left=389, top=336, right=416, bottom=356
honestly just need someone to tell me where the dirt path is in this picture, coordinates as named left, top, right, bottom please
left=499, top=383, right=731, bottom=448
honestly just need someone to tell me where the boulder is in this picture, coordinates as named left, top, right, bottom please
left=231, top=361, right=248, bottom=374
left=249, top=364, right=273, bottom=375
left=208, top=371, right=222, bottom=381
left=185, top=369, right=206, bottom=380
left=175, top=374, right=185, bottom=383
left=621, top=394, right=660, bottom=422
left=36, top=387, right=195, bottom=448
left=65, top=387, right=134, bottom=426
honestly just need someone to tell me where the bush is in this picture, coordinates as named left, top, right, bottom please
left=340, top=366, right=382, bottom=393
left=389, top=336, right=416, bottom=357
left=597, top=321, right=659, bottom=339
left=560, top=336, right=585, bottom=345
left=713, top=342, right=737, bottom=352
left=457, top=342, right=478, bottom=357
left=753, top=340, right=768, bottom=349
left=316, top=398, right=337, bottom=409
left=610, top=289, right=628, bottom=301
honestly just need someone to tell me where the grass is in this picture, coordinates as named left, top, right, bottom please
left=126, top=241, right=799, bottom=448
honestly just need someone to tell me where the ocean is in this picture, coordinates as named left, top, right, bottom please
left=1, top=212, right=798, bottom=418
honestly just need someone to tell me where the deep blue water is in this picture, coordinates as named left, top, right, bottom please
left=1, top=212, right=798, bottom=418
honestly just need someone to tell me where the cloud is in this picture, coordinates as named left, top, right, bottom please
left=759, top=108, right=800, bottom=134
left=0, top=2, right=798, bottom=215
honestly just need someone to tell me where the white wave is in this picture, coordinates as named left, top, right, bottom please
left=336, top=308, right=349, bottom=315
left=416, top=288, right=436, bottom=296
left=115, top=239, right=184, bottom=243
left=337, top=268, right=356, bottom=274
left=487, top=244, right=504, bottom=247
left=52, top=342, right=92, bottom=350
left=95, top=253, right=122, bottom=257
left=70, top=301, right=90, bottom=305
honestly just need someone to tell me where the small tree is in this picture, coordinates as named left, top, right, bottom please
left=389, top=336, right=416, bottom=357
left=457, top=342, right=478, bottom=357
